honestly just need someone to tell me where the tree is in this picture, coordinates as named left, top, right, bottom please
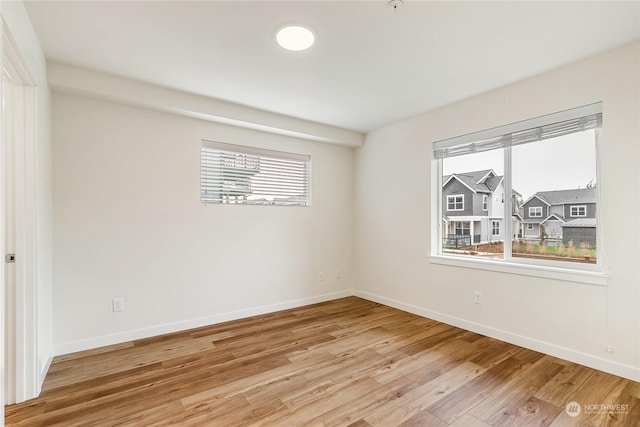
left=539, top=224, right=547, bottom=243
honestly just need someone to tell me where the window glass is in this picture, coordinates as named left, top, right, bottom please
left=442, top=150, right=504, bottom=258
left=512, top=130, right=597, bottom=264
left=435, top=103, right=601, bottom=269
left=201, top=141, right=310, bottom=206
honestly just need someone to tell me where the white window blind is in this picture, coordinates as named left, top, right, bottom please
left=433, top=102, right=602, bottom=159
left=201, top=140, right=310, bottom=206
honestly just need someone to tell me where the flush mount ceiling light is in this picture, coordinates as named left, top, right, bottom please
left=276, top=25, right=315, bottom=51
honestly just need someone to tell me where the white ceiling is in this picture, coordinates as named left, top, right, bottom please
left=25, top=1, right=640, bottom=133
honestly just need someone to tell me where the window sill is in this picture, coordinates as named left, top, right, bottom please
left=428, top=254, right=608, bottom=286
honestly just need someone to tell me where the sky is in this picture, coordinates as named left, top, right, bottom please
left=442, top=130, right=597, bottom=200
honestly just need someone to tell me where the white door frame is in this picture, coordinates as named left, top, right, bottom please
left=2, top=19, right=39, bottom=405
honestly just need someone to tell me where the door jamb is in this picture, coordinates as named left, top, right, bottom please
left=1, top=18, right=39, bottom=405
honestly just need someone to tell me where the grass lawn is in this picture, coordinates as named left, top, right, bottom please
left=513, top=243, right=596, bottom=259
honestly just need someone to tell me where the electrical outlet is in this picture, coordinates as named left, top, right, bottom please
left=473, top=291, right=482, bottom=305
left=318, top=272, right=325, bottom=282
left=112, top=297, right=124, bottom=312
left=336, top=270, right=341, bottom=280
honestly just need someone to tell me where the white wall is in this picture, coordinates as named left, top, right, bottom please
left=354, top=42, right=640, bottom=380
left=46, top=63, right=364, bottom=148
left=1, top=0, right=54, bottom=389
left=52, top=93, right=354, bottom=354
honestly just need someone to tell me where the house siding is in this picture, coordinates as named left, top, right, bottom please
left=443, top=179, right=474, bottom=216
left=550, top=205, right=564, bottom=216
left=472, top=192, right=490, bottom=216
left=523, top=197, right=548, bottom=219
left=490, top=182, right=505, bottom=217
left=563, top=227, right=597, bottom=248
left=523, top=223, right=540, bottom=239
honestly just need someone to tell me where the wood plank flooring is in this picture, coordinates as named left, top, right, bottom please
left=5, top=297, right=640, bottom=426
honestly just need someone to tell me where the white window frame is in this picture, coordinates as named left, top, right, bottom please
left=492, top=220, right=500, bottom=236
left=570, top=205, right=587, bottom=217
left=201, top=140, right=311, bottom=206
left=527, top=224, right=534, bottom=231
left=430, top=103, right=607, bottom=286
left=446, top=195, right=464, bottom=211
left=529, top=206, right=543, bottom=217
left=483, top=195, right=488, bottom=211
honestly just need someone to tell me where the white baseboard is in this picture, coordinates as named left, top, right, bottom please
left=54, top=289, right=353, bottom=356
left=354, top=289, right=640, bottom=382
left=53, top=287, right=640, bottom=383
left=40, top=354, right=54, bottom=387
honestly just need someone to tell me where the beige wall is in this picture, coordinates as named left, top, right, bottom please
left=354, top=42, right=640, bottom=380
left=52, top=93, right=354, bottom=353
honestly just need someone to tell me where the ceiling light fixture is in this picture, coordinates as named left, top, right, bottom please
left=276, top=25, right=315, bottom=51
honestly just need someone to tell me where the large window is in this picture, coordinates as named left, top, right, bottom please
left=433, top=103, right=602, bottom=276
left=201, top=140, right=310, bottom=206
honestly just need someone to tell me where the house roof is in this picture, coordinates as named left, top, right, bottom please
left=443, top=169, right=501, bottom=194
left=541, top=213, right=565, bottom=224
left=562, top=218, right=597, bottom=228
left=484, top=176, right=504, bottom=192
left=530, top=188, right=597, bottom=206
left=522, top=194, right=551, bottom=207
left=522, top=219, right=543, bottom=224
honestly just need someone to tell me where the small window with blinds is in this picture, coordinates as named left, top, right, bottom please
left=433, top=103, right=603, bottom=273
left=201, top=140, right=310, bottom=206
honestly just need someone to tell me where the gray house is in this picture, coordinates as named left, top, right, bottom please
left=519, top=188, right=597, bottom=247
left=442, top=169, right=520, bottom=246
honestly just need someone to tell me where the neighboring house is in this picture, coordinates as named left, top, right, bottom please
left=442, top=169, right=520, bottom=246
left=519, top=188, right=597, bottom=247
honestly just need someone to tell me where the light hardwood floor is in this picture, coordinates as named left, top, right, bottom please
left=5, top=297, right=640, bottom=426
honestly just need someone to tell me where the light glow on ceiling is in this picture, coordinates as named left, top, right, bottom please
left=276, top=25, right=315, bottom=51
